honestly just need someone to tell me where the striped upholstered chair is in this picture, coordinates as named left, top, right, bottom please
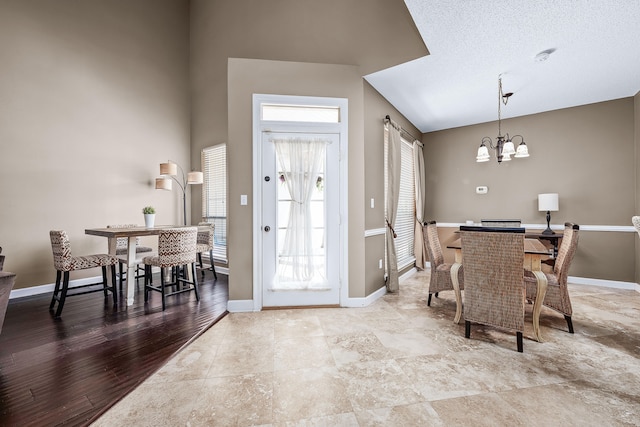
left=525, top=223, right=580, bottom=333
left=196, top=222, right=217, bottom=279
left=143, top=227, right=199, bottom=311
left=107, top=224, right=154, bottom=289
left=460, top=228, right=526, bottom=352
left=424, top=221, right=463, bottom=306
left=49, top=230, right=119, bottom=318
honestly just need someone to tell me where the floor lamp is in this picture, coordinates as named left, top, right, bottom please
left=155, top=161, right=203, bottom=226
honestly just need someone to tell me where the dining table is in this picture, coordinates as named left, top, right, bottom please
left=446, top=237, right=551, bottom=342
left=85, top=225, right=195, bottom=306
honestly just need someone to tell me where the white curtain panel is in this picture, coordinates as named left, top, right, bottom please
left=273, top=137, right=328, bottom=289
left=413, top=140, right=427, bottom=270
left=385, top=124, right=401, bottom=292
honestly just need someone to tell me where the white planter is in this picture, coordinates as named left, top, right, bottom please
left=144, top=214, right=155, bottom=228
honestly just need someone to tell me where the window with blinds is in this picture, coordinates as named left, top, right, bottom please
left=385, top=135, right=416, bottom=270
left=202, top=144, right=227, bottom=262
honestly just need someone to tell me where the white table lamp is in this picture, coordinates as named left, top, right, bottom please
left=538, top=193, right=559, bottom=235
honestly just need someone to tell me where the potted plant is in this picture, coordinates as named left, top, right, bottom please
left=142, top=206, right=156, bottom=228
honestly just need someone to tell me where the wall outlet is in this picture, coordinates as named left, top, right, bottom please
left=370, top=198, right=375, bottom=209
left=378, top=259, right=383, bottom=269
left=240, top=194, right=247, bottom=205
left=476, top=186, right=488, bottom=194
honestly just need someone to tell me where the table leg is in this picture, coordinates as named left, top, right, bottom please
left=125, top=237, right=137, bottom=306
left=530, top=270, right=548, bottom=342
left=451, top=262, right=463, bottom=324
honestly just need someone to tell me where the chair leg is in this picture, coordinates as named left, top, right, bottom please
left=119, top=262, right=124, bottom=291
left=50, top=270, right=62, bottom=311
left=209, top=250, right=217, bottom=280
left=102, top=266, right=109, bottom=298
left=160, top=267, right=166, bottom=311
left=516, top=332, right=523, bottom=353
left=144, top=265, right=151, bottom=302
left=191, top=262, right=200, bottom=301
left=435, top=292, right=439, bottom=298
left=465, top=320, right=471, bottom=338
left=565, top=315, right=574, bottom=334
left=110, top=265, right=117, bottom=304
left=54, top=271, right=70, bottom=318
left=427, top=293, right=433, bottom=306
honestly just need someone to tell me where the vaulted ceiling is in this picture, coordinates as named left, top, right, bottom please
left=365, top=0, right=640, bottom=133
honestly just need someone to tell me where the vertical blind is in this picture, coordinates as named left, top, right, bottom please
left=202, top=144, right=227, bottom=262
left=385, top=135, right=416, bottom=270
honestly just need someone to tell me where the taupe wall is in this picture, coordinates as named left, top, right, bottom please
left=191, top=0, right=428, bottom=302
left=635, top=91, right=640, bottom=283
left=227, top=58, right=366, bottom=300
left=0, top=0, right=191, bottom=289
left=424, top=98, right=636, bottom=282
left=363, top=82, right=421, bottom=295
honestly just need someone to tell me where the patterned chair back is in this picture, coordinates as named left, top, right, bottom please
left=424, top=221, right=444, bottom=267
left=50, top=230, right=73, bottom=271
left=197, top=222, right=214, bottom=248
left=157, top=227, right=198, bottom=267
left=107, top=224, right=141, bottom=250
left=554, top=223, right=579, bottom=284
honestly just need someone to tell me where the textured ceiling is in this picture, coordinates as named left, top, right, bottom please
left=365, top=0, right=640, bottom=133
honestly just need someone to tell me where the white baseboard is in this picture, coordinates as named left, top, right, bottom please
left=10, top=266, right=171, bottom=300
left=342, top=284, right=387, bottom=308
left=227, top=299, right=255, bottom=312
left=568, top=276, right=639, bottom=291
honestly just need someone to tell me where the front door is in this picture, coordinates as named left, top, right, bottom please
left=261, top=131, right=341, bottom=307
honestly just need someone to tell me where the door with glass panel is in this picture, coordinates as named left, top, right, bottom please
left=261, top=131, right=340, bottom=306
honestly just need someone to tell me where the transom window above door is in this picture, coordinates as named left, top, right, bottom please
left=261, top=104, right=341, bottom=123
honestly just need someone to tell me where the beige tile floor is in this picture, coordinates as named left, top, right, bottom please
left=92, top=270, right=640, bottom=426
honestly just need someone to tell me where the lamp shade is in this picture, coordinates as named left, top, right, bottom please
left=155, top=177, right=172, bottom=190
left=514, top=142, right=529, bottom=158
left=160, top=162, right=178, bottom=176
left=187, top=171, right=203, bottom=184
left=502, top=140, right=516, bottom=156
left=538, top=193, right=559, bottom=211
left=476, top=145, right=490, bottom=162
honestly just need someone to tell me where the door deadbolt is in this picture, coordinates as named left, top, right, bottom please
left=264, top=226, right=271, bottom=232
left=264, top=176, right=270, bottom=182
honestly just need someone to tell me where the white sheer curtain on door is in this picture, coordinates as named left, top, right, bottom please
left=272, top=137, right=328, bottom=290
left=413, top=140, right=427, bottom=270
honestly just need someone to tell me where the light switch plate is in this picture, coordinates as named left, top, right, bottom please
left=240, top=194, right=247, bottom=205
left=476, top=186, right=488, bottom=194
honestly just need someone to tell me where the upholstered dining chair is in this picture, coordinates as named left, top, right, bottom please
left=107, top=224, right=154, bottom=289
left=143, top=227, right=199, bottom=311
left=424, top=220, right=463, bottom=306
left=524, top=222, right=580, bottom=333
left=460, top=228, right=526, bottom=352
left=49, top=230, right=119, bottom=318
left=196, top=222, right=217, bottom=279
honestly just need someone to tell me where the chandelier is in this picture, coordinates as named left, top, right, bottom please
left=476, top=76, right=529, bottom=163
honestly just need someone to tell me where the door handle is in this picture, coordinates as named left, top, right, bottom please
left=264, top=226, right=271, bottom=232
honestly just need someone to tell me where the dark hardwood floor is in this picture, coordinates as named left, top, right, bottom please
left=0, top=269, right=228, bottom=426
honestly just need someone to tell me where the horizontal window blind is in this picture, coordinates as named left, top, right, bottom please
left=202, top=144, right=227, bottom=262
left=384, top=130, right=416, bottom=270
left=395, top=138, right=416, bottom=268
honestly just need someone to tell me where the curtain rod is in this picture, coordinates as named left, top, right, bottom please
left=383, top=115, right=421, bottom=145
